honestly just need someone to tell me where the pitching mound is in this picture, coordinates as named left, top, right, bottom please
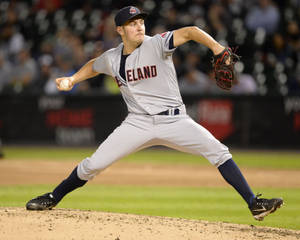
left=1, top=207, right=299, bottom=240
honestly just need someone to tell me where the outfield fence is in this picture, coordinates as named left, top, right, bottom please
left=0, top=94, right=299, bottom=148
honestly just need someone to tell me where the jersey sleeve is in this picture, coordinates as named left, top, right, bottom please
left=92, top=51, right=112, bottom=75
left=153, top=31, right=177, bottom=55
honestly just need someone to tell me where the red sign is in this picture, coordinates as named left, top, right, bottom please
left=46, top=108, right=94, bottom=128
left=294, top=112, right=300, bottom=131
left=198, top=100, right=234, bottom=140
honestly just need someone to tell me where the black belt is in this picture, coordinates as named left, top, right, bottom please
left=157, top=108, right=180, bottom=115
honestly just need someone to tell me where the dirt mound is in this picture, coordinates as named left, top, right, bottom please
left=1, top=207, right=299, bottom=240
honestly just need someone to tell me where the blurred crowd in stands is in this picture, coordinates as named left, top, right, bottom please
left=0, top=0, right=300, bottom=96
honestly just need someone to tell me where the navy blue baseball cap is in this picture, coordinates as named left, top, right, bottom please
left=114, top=6, right=148, bottom=26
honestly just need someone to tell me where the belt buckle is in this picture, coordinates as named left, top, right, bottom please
left=169, top=108, right=180, bottom=115
left=158, top=108, right=179, bottom=115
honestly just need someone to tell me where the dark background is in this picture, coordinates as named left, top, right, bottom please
left=0, top=0, right=300, bottom=149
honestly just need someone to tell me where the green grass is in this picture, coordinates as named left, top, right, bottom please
left=2, top=146, right=300, bottom=230
left=3, top=146, right=300, bottom=169
left=0, top=185, right=299, bottom=230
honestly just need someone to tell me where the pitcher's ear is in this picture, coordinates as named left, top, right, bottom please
left=116, top=26, right=124, bottom=36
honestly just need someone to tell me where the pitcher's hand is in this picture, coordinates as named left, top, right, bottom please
left=56, top=77, right=74, bottom=91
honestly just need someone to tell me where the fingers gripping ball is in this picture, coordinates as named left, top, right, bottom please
left=212, top=47, right=240, bottom=90
left=60, top=79, right=71, bottom=91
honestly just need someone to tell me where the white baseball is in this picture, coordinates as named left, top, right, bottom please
left=60, top=79, right=70, bottom=90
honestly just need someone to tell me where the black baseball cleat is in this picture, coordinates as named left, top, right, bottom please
left=249, top=194, right=283, bottom=221
left=26, top=192, right=57, bottom=210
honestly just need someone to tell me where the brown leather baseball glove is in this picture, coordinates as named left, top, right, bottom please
left=212, top=47, right=240, bottom=90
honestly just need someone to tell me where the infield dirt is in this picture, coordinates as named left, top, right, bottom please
left=1, top=207, right=300, bottom=240
left=0, top=159, right=300, bottom=240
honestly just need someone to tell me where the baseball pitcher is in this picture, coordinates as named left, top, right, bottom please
left=26, top=6, right=283, bottom=221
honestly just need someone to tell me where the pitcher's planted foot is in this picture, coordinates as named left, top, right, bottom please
left=26, top=193, right=57, bottom=210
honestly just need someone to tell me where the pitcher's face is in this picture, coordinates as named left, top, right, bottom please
left=118, top=18, right=145, bottom=46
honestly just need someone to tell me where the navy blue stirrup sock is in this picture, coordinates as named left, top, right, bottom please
left=218, top=159, right=255, bottom=206
left=52, top=166, right=87, bottom=203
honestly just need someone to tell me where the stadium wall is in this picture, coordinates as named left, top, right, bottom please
left=0, top=94, right=299, bottom=148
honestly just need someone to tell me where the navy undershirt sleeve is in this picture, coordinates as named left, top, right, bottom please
left=169, top=35, right=175, bottom=50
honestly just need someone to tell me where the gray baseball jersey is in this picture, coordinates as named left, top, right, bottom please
left=93, top=31, right=183, bottom=115
left=77, top=31, right=232, bottom=181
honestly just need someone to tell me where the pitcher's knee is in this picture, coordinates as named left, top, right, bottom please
left=205, top=150, right=232, bottom=167
left=77, top=157, right=109, bottom=181
left=204, top=143, right=232, bottom=167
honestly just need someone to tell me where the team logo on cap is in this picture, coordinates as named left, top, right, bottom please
left=129, top=7, right=137, bottom=14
